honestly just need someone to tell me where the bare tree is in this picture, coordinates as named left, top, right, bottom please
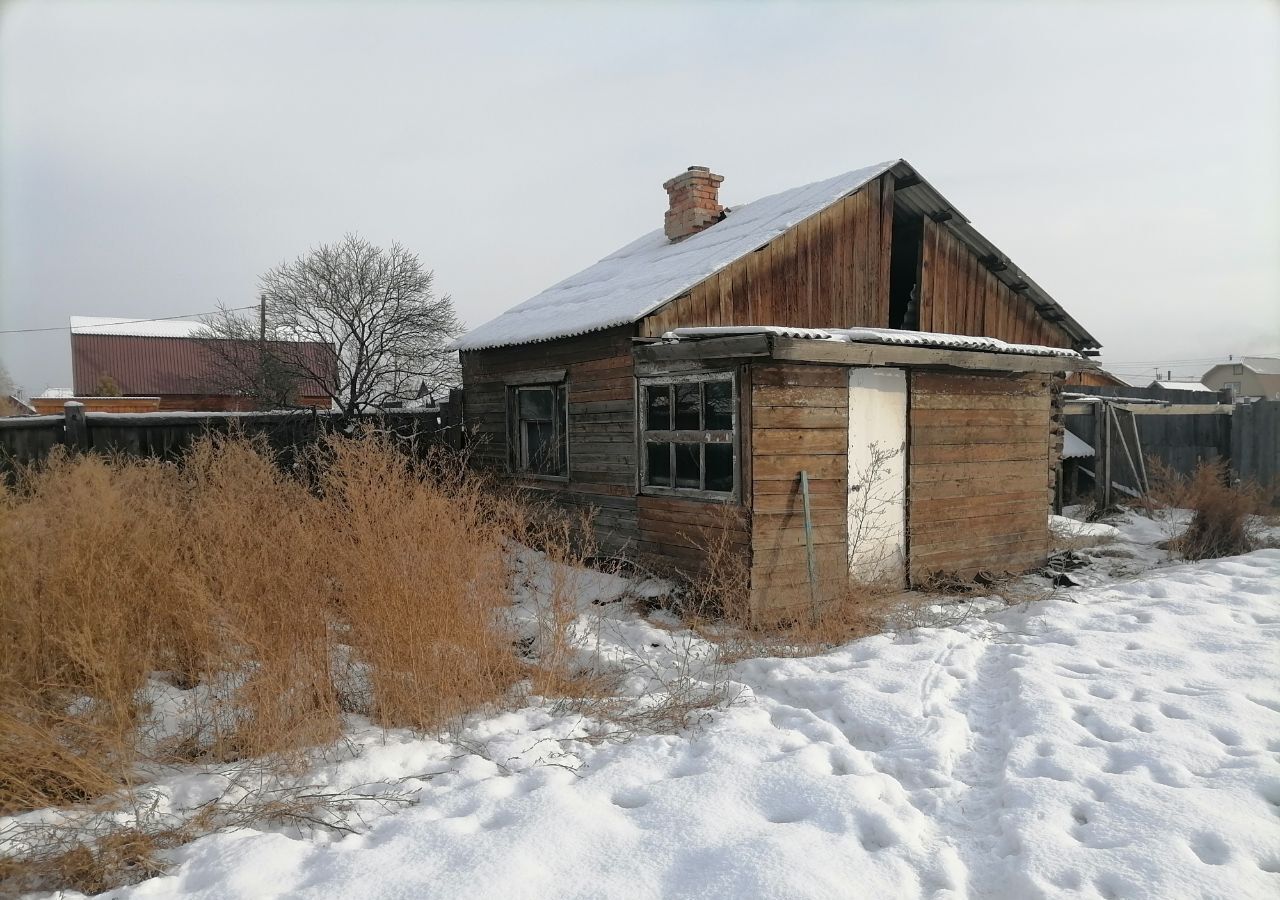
left=205, top=235, right=461, bottom=415
left=0, top=360, right=16, bottom=398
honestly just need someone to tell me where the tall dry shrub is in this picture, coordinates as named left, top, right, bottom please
left=179, top=434, right=339, bottom=758
left=313, top=435, right=517, bottom=729
left=1177, top=460, right=1260, bottom=560
left=0, top=452, right=192, bottom=810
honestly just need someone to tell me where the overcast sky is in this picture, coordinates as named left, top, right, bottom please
left=1, top=0, right=1276, bottom=394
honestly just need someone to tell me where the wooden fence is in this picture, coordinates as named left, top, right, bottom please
left=1062, top=385, right=1279, bottom=506
left=0, top=391, right=464, bottom=476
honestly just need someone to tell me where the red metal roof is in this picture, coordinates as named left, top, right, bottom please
left=71, top=333, right=334, bottom=399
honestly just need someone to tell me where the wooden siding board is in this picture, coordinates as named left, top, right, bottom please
left=907, top=369, right=1051, bottom=582
left=461, top=326, right=639, bottom=552
left=749, top=361, right=850, bottom=621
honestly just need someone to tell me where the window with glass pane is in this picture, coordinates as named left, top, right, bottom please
left=639, top=374, right=736, bottom=496
left=513, top=384, right=567, bottom=476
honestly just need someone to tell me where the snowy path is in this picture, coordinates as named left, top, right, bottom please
left=99, top=551, right=1280, bottom=899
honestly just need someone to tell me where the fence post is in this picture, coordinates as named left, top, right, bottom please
left=63, top=401, right=89, bottom=452
left=1093, top=400, right=1112, bottom=510
left=799, top=470, right=818, bottom=625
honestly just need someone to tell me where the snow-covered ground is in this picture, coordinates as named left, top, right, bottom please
left=9, top=513, right=1280, bottom=899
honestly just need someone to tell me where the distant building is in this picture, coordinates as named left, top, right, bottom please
left=1149, top=380, right=1216, bottom=395
left=1, top=394, right=36, bottom=417
left=30, top=316, right=335, bottom=414
left=1062, top=369, right=1130, bottom=388
left=1201, top=357, right=1280, bottom=401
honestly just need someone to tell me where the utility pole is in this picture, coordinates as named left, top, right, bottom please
left=259, top=294, right=267, bottom=343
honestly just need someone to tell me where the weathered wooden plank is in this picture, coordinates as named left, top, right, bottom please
left=910, top=490, right=1046, bottom=519
left=754, top=454, right=847, bottom=480
left=911, top=392, right=1048, bottom=411
left=753, top=428, right=847, bottom=454
left=752, top=386, right=848, bottom=408
left=877, top=175, right=893, bottom=326
left=912, top=424, right=1046, bottom=446
left=912, top=372, right=1049, bottom=396
left=909, top=474, right=1044, bottom=501
left=910, top=442, right=1047, bottom=464
left=752, top=406, right=848, bottom=429
left=752, top=488, right=846, bottom=513
left=911, top=509, right=1045, bottom=539
left=752, top=364, right=847, bottom=388
left=909, top=459, right=1044, bottom=483
left=911, top=408, right=1048, bottom=427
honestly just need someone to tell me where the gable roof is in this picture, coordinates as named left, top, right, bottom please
left=457, top=161, right=897, bottom=351
left=71, top=330, right=334, bottom=398
left=1204, top=356, right=1280, bottom=377
left=457, top=158, right=1099, bottom=353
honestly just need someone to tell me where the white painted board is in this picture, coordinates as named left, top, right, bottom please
left=848, top=368, right=908, bottom=587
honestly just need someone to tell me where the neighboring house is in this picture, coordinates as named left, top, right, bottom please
left=1, top=394, right=37, bottom=417
left=1200, top=357, right=1280, bottom=401
left=30, top=386, right=162, bottom=415
left=456, top=160, right=1099, bottom=622
left=31, top=317, right=335, bottom=414
left=1063, top=368, right=1129, bottom=388
left=1150, top=381, right=1214, bottom=392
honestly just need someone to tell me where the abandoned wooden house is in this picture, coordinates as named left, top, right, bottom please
left=456, top=160, right=1100, bottom=620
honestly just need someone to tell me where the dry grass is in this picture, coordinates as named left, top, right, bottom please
left=0, top=430, right=741, bottom=894
left=0, top=432, right=546, bottom=891
left=1146, top=458, right=1262, bottom=560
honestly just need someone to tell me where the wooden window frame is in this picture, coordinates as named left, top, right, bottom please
left=637, top=371, right=738, bottom=501
left=507, top=381, right=569, bottom=481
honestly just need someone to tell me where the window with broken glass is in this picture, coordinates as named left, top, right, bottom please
left=511, top=383, right=568, bottom=478
left=640, top=374, right=736, bottom=498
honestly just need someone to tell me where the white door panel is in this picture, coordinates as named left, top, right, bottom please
left=848, top=368, right=908, bottom=587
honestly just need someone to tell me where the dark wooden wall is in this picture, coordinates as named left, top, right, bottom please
left=639, top=175, right=894, bottom=337
left=635, top=495, right=749, bottom=578
left=919, top=219, right=1075, bottom=349
left=907, top=371, right=1052, bottom=580
left=459, top=327, right=639, bottom=553
left=748, top=363, right=850, bottom=621
left=1233, top=400, right=1280, bottom=498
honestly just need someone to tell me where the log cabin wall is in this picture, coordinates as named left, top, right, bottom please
left=748, top=362, right=851, bottom=622
left=907, top=370, right=1053, bottom=581
left=918, top=219, right=1074, bottom=349
left=459, top=327, right=639, bottom=553
left=638, top=175, right=894, bottom=336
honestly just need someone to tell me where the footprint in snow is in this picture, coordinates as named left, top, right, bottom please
left=1190, top=832, right=1232, bottom=866
left=1209, top=725, right=1243, bottom=747
left=611, top=789, right=651, bottom=810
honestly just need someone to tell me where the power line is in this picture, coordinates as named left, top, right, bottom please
left=0, top=306, right=257, bottom=336
left=1102, top=352, right=1278, bottom=368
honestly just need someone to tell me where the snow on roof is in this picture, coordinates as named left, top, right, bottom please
left=38, top=387, right=75, bottom=398
left=1240, top=356, right=1280, bottom=376
left=70, top=316, right=212, bottom=338
left=663, top=325, right=1082, bottom=359
left=1203, top=356, right=1280, bottom=376
left=455, top=161, right=899, bottom=351
left=1062, top=429, right=1094, bottom=459
left=1151, top=381, right=1214, bottom=392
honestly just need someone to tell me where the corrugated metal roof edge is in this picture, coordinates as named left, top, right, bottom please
left=663, top=325, right=1082, bottom=359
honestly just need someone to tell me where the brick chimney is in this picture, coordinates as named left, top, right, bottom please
left=663, top=166, right=724, bottom=241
